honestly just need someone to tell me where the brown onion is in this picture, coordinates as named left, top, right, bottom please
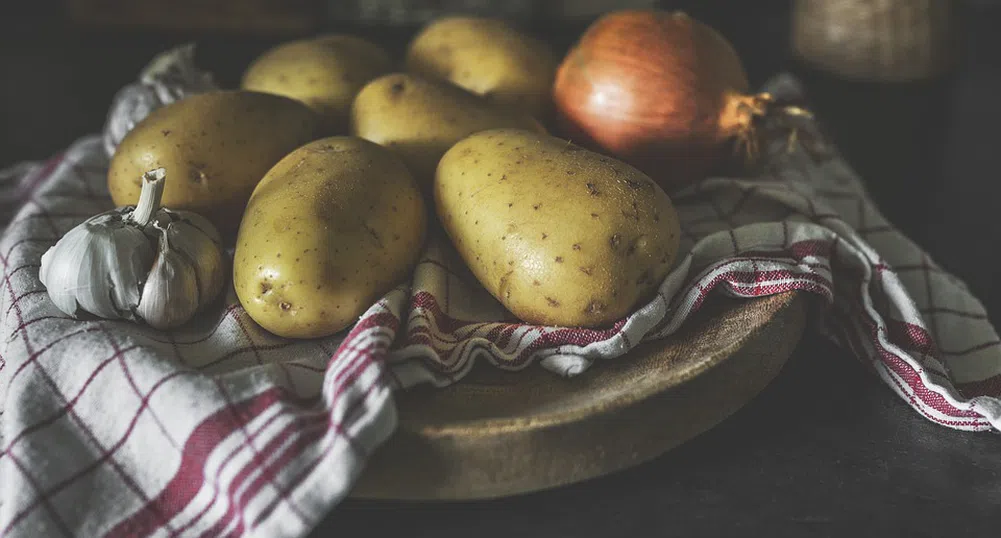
left=553, top=10, right=772, bottom=191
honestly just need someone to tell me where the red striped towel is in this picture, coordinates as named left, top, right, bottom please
left=1, top=74, right=998, bottom=538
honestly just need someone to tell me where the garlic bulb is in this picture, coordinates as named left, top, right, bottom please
left=102, top=43, right=218, bottom=157
left=39, top=168, right=225, bottom=329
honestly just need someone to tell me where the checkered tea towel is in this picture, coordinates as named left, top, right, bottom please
left=1, top=74, right=1000, bottom=538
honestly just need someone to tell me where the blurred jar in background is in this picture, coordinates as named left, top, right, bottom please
left=792, top=0, right=954, bottom=82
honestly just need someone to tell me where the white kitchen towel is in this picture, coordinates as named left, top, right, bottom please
left=1, top=74, right=999, bottom=538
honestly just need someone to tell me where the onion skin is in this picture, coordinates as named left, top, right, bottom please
left=553, top=10, right=768, bottom=191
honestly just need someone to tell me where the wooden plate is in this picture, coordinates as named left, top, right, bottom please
left=350, top=291, right=809, bottom=500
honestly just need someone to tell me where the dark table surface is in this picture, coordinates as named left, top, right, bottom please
left=2, top=2, right=1000, bottom=537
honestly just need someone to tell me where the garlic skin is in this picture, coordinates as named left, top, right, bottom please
left=39, top=168, right=225, bottom=329
left=102, top=44, right=218, bottom=157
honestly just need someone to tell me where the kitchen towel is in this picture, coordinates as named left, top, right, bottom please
left=1, top=74, right=999, bottom=538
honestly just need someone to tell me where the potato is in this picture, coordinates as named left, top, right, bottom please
left=234, top=136, right=427, bottom=339
left=108, top=90, right=320, bottom=236
left=351, top=73, right=544, bottom=190
left=435, top=129, right=681, bottom=328
left=405, top=16, right=556, bottom=119
left=241, top=35, right=393, bottom=133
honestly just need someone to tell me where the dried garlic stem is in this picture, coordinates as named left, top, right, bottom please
left=131, top=168, right=167, bottom=226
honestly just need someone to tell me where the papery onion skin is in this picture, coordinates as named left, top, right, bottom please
left=553, top=10, right=766, bottom=192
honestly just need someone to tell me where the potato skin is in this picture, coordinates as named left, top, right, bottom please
left=435, top=129, right=681, bottom=328
left=108, top=90, right=320, bottom=236
left=241, top=35, right=393, bottom=133
left=234, top=137, right=426, bottom=339
left=405, top=16, right=556, bottom=120
left=351, top=73, right=544, bottom=191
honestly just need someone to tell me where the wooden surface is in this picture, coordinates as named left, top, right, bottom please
left=351, top=291, right=809, bottom=500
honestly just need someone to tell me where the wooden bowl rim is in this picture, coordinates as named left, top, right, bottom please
left=401, top=291, right=803, bottom=436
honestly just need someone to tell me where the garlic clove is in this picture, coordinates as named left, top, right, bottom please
left=39, top=225, right=94, bottom=317
left=137, top=229, right=201, bottom=330
left=170, top=209, right=222, bottom=245
left=95, top=222, right=157, bottom=319
left=39, top=211, right=155, bottom=320
left=40, top=225, right=85, bottom=316
left=149, top=207, right=225, bottom=310
left=164, top=219, right=225, bottom=308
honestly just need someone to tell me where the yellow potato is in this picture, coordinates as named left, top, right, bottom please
left=108, top=90, right=320, bottom=237
left=351, top=73, right=544, bottom=191
left=234, top=136, right=427, bottom=339
left=435, top=129, right=681, bottom=328
left=405, top=16, right=556, bottom=119
left=241, top=35, right=393, bottom=133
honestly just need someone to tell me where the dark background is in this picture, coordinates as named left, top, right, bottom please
left=2, top=1, right=1001, bottom=536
